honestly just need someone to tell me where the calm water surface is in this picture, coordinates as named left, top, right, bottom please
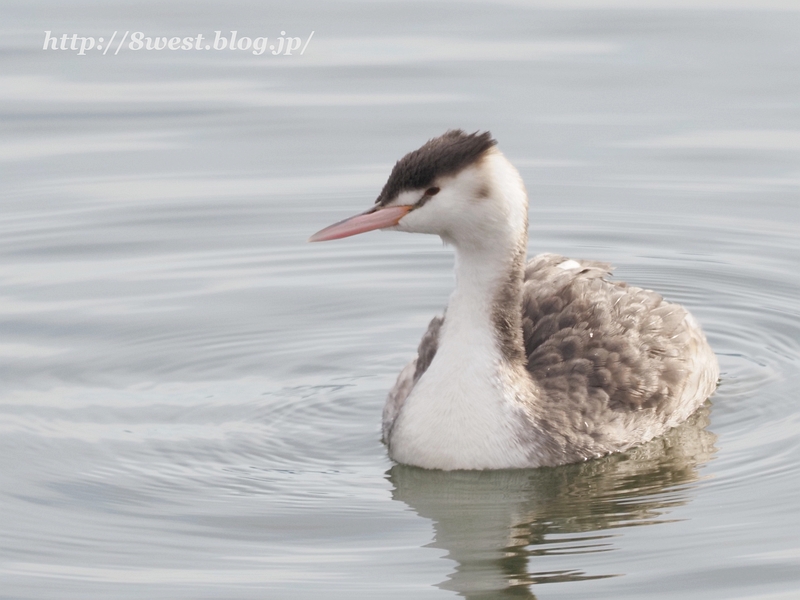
left=2, top=1, right=799, bottom=599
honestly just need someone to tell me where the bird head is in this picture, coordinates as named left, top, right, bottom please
left=309, top=130, right=527, bottom=249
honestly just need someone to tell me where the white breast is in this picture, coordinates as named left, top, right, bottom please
left=387, top=299, right=532, bottom=470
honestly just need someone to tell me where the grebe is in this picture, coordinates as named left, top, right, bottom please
left=310, top=130, right=719, bottom=470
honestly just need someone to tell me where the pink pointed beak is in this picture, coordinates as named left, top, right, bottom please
left=308, top=205, right=412, bottom=242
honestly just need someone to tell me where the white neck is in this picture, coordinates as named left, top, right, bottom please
left=449, top=245, right=515, bottom=339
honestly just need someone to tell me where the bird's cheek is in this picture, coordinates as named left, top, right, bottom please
left=403, top=210, right=444, bottom=235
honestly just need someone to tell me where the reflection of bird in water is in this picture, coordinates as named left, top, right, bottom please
left=389, top=405, right=717, bottom=599
left=311, top=130, right=718, bottom=470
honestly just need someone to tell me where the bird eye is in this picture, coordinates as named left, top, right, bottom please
left=426, top=187, right=440, bottom=196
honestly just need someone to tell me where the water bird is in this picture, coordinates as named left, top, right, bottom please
left=310, top=130, right=719, bottom=470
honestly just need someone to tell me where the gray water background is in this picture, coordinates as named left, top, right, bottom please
left=1, top=1, right=799, bottom=598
